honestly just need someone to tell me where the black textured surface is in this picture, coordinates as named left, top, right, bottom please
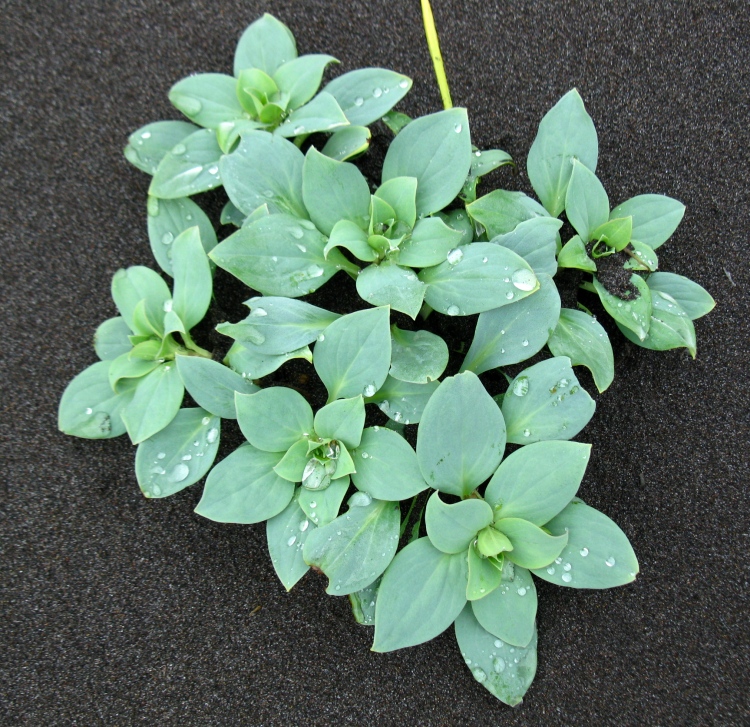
left=2, top=1, right=749, bottom=724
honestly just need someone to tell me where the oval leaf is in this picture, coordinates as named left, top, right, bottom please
left=417, top=372, right=506, bottom=498
left=135, top=408, right=220, bottom=498
left=235, top=388, right=313, bottom=453
left=356, top=262, right=426, bottom=319
left=324, top=68, right=412, bottom=126
left=390, top=325, right=449, bottom=384
left=266, top=492, right=317, bottom=590
left=609, top=194, right=685, bottom=250
left=501, top=357, right=595, bottom=445
left=149, top=129, right=223, bottom=199
left=425, top=492, right=494, bottom=554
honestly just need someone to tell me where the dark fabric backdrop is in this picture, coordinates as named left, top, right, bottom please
left=2, top=1, right=748, bottom=724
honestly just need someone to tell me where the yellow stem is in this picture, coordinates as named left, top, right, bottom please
left=420, top=0, right=453, bottom=110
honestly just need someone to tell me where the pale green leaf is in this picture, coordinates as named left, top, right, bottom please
left=565, top=160, right=610, bottom=241
left=490, top=217, right=561, bottom=276
left=195, top=443, right=293, bottom=523
left=149, top=129, right=223, bottom=199
left=557, top=235, right=597, bottom=272
left=389, top=325, right=448, bottom=384
left=275, top=92, right=349, bottom=137
left=593, top=273, right=652, bottom=340
left=124, top=120, right=199, bottom=175
left=266, top=492, right=316, bottom=590
left=235, top=388, right=313, bottom=453
left=111, top=266, right=171, bottom=336
left=322, top=125, right=371, bottom=161
left=169, top=73, right=246, bottom=128
left=494, top=518, right=568, bottom=569
left=94, top=317, right=132, bottom=361
left=547, top=308, right=614, bottom=392
left=417, top=372, right=506, bottom=498
left=466, top=190, right=548, bottom=240
left=527, top=88, right=598, bottom=216
left=531, top=498, right=639, bottom=588
left=356, top=262, right=426, bottom=319
left=646, top=272, right=715, bottom=320
left=372, top=537, right=468, bottom=652
left=397, top=216, right=464, bottom=268
left=234, top=13, right=297, bottom=76
left=273, top=54, right=338, bottom=109
left=171, top=227, right=212, bottom=330
left=135, top=408, right=219, bottom=498
left=609, top=194, right=685, bottom=250
left=323, top=68, right=412, bottom=126
left=425, top=492, right=494, bottom=554
left=461, top=273, right=560, bottom=374
left=313, top=396, right=366, bottom=449
left=365, top=376, right=438, bottom=425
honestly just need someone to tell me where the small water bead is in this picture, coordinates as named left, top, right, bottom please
left=287, top=535, right=297, bottom=547
left=398, top=79, right=409, bottom=89
left=170, top=463, right=190, bottom=483
left=271, top=256, right=278, bottom=262
left=250, top=307, right=268, bottom=317
left=163, top=299, right=173, bottom=312
left=511, top=268, right=537, bottom=291
left=561, top=572, right=572, bottom=583
left=523, top=429, right=531, bottom=438
left=475, top=150, right=482, bottom=157
left=300, top=220, right=316, bottom=230
left=193, top=441, right=200, bottom=447
left=493, top=657, right=506, bottom=673
left=472, top=667, right=487, bottom=683
left=517, top=587, right=527, bottom=596
left=580, top=547, right=589, bottom=557
left=605, top=556, right=616, bottom=567
left=482, top=257, right=488, bottom=263
left=208, top=165, right=219, bottom=175
left=309, top=501, right=317, bottom=508
left=85, top=407, right=93, bottom=415
left=147, top=197, right=160, bottom=216
left=182, top=454, right=192, bottom=461
left=172, top=143, right=187, bottom=155
left=563, top=563, right=572, bottom=571
left=157, top=452, right=166, bottom=460
left=201, top=416, right=211, bottom=426
left=446, top=247, right=463, bottom=265
left=446, top=305, right=460, bottom=316
left=522, top=339, right=529, bottom=347
left=494, top=639, right=503, bottom=648
left=161, top=231, right=174, bottom=245
left=547, top=566, right=556, bottom=575
left=206, top=428, right=219, bottom=444
left=512, top=376, right=529, bottom=397
left=372, top=87, right=383, bottom=98
left=290, top=227, right=304, bottom=239
left=454, top=123, right=463, bottom=133
left=363, top=384, right=376, bottom=397
left=295, top=243, right=307, bottom=253
left=141, top=131, right=152, bottom=139
left=505, top=291, right=515, bottom=300
left=299, top=519, right=309, bottom=532
left=293, top=126, right=306, bottom=135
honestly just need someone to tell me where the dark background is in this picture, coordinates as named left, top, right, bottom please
left=2, top=1, right=749, bottom=724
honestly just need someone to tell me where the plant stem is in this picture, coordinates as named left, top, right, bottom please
left=181, top=330, right=213, bottom=358
left=420, top=0, right=453, bottom=110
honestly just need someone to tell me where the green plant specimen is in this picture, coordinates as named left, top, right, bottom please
left=58, top=6, right=714, bottom=708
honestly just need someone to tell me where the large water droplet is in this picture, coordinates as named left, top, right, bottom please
left=287, top=535, right=297, bottom=547
left=363, top=384, right=376, bottom=397
left=206, top=428, right=219, bottom=444
left=446, top=248, right=463, bottom=265
left=372, top=87, right=383, bottom=98
left=561, top=572, right=572, bottom=582
left=512, top=376, right=529, bottom=397
left=493, top=657, right=506, bottom=673
left=605, top=556, right=616, bottom=567
left=354, top=96, right=364, bottom=106
left=517, top=587, right=527, bottom=596
left=163, top=299, right=173, bottom=312
left=511, top=268, right=537, bottom=291
left=250, top=307, right=268, bottom=317
left=169, top=463, right=189, bottom=483
left=349, top=491, right=372, bottom=507
left=446, top=304, right=460, bottom=316
left=472, top=667, right=487, bottom=683
left=398, top=79, right=409, bottom=89
left=161, top=231, right=174, bottom=245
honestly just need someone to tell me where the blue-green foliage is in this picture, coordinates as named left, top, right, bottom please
left=59, top=17, right=713, bottom=709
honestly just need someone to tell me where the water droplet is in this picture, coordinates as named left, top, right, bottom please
left=163, top=299, right=173, bottom=312
left=511, top=268, right=537, bottom=291
left=517, top=587, right=527, bottom=596
left=580, top=547, right=589, bottom=557
left=201, top=416, right=210, bottom=425
left=482, top=256, right=488, bottom=263
left=309, top=501, right=317, bottom=508
left=295, top=243, right=307, bottom=253
left=250, top=307, right=268, bottom=317
left=156, top=452, right=165, bottom=459
left=289, top=227, right=305, bottom=240
left=141, top=131, right=152, bottom=140
left=493, top=657, right=506, bottom=672
left=206, top=428, right=219, bottom=444
left=454, top=123, right=463, bottom=133
left=372, top=87, right=383, bottom=98
left=523, top=429, right=531, bottom=437
left=317, top=333, right=325, bottom=342
left=161, top=231, right=174, bottom=245
left=147, top=197, right=160, bottom=216
left=169, top=463, right=189, bottom=483
left=446, top=304, right=460, bottom=316
left=287, top=535, right=297, bottom=547
left=522, top=339, right=529, bottom=347
left=171, top=143, right=187, bottom=156
left=494, top=639, right=503, bottom=648
left=361, top=452, right=370, bottom=459
left=605, top=556, right=616, bottom=567
left=151, top=483, right=162, bottom=496
left=562, top=572, right=572, bottom=582
left=85, top=407, right=93, bottom=415
left=293, top=125, right=306, bottom=135
left=208, top=165, right=219, bottom=175
left=349, top=491, right=372, bottom=507
left=547, top=566, right=555, bottom=575
left=299, top=519, right=309, bottom=532
left=471, top=667, right=487, bottom=683
left=446, top=247, right=463, bottom=265
left=505, top=291, right=515, bottom=300
left=399, top=79, right=409, bottom=89
left=512, top=376, right=529, bottom=397
left=563, top=563, right=572, bottom=572
left=363, top=384, right=376, bottom=397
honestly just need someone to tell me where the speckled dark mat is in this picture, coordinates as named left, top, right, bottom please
left=2, top=1, right=749, bottom=725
